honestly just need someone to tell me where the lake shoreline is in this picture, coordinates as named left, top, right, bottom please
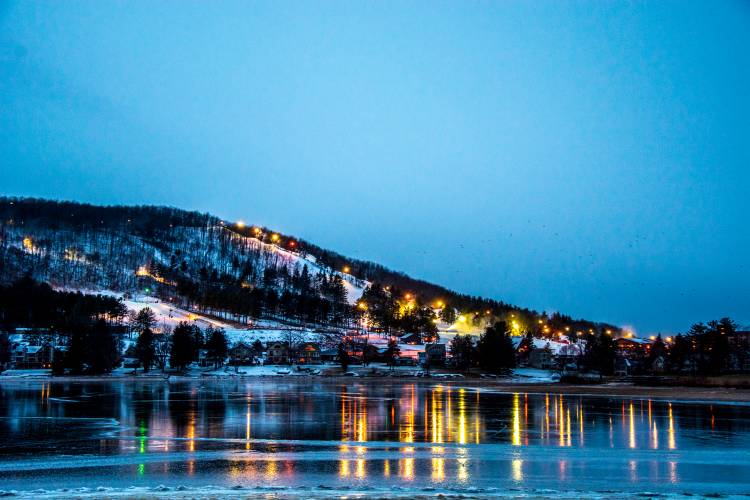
left=2, top=372, right=749, bottom=403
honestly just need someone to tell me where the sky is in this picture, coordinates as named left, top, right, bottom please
left=1, top=1, right=748, bottom=334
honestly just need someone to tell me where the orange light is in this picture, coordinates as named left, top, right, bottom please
left=405, top=293, right=412, bottom=300
left=271, top=234, right=280, bottom=242
left=343, top=266, right=351, bottom=273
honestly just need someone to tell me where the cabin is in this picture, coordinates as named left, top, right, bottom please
left=615, top=337, right=653, bottom=359
left=11, top=344, right=56, bottom=369
left=423, top=343, right=446, bottom=366
left=228, top=342, right=256, bottom=366
left=400, top=332, right=422, bottom=345
left=320, top=348, right=338, bottom=363
left=528, top=346, right=555, bottom=370
left=297, top=342, right=321, bottom=364
left=266, top=342, right=290, bottom=365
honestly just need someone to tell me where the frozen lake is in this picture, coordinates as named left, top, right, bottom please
left=1, top=379, right=749, bottom=498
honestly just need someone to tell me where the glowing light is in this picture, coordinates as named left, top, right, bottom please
left=343, top=266, right=351, bottom=273
left=236, top=220, right=245, bottom=229
left=436, top=301, right=444, bottom=308
left=668, top=403, right=676, bottom=450
left=665, top=336, right=673, bottom=343
left=511, top=459, right=523, bottom=482
left=629, top=403, right=636, bottom=449
left=253, top=226, right=262, bottom=234
left=405, top=293, right=412, bottom=300
left=271, top=234, right=280, bottom=242
left=22, top=237, right=34, bottom=251
left=512, top=393, right=521, bottom=446
left=458, top=315, right=466, bottom=323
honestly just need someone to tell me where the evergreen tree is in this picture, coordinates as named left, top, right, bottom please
left=88, top=319, right=120, bottom=374
left=205, top=327, right=228, bottom=368
left=0, top=333, right=10, bottom=371
left=338, top=342, right=350, bottom=373
left=170, top=322, right=195, bottom=371
left=449, top=334, right=475, bottom=371
left=134, top=307, right=156, bottom=333
left=440, top=306, right=457, bottom=324
left=383, top=338, right=401, bottom=370
left=135, top=326, right=156, bottom=372
left=647, top=334, right=667, bottom=372
left=584, top=333, right=615, bottom=375
left=66, top=328, right=88, bottom=374
left=477, top=321, right=516, bottom=374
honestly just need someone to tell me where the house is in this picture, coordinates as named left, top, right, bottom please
left=197, top=349, right=210, bottom=367
left=297, top=342, right=321, bottom=364
left=12, top=344, right=56, bottom=369
left=400, top=333, right=422, bottom=345
left=528, top=346, right=554, bottom=370
left=266, top=342, right=290, bottom=365
left=228, top=342, right=256, bottom=366
left=615, top=337, right=653, bottom=359
left=320, top=348, right=338, bottom=363
left=424, top=343, right=446, bottom=366
left=615, top=357, right=631, bottom=377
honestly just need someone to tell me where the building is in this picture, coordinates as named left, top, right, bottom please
left=424, top=343, right=446, bottom=366
left=11, top=344, right=56, bottom=369
left=528, top=346, right=554, bottom=370
left=266, top=342, right=290, bottom=365
left=615, top=337, right=653, bottom=359
left=400, top=333, right=422, bottom=345
left=320, top=348, right=338, bottom=363
left=297, top=342, right=321, bottom=364
left=228, top=342, right=256, bottom=366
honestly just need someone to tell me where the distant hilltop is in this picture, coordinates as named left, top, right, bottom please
left=0, top=196, right=624, bottom=338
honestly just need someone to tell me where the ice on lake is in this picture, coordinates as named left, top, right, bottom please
left=1, top=379, right=749, bottom=498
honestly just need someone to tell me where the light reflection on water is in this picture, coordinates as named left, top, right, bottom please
left=0, top=379, right=749, bottom=494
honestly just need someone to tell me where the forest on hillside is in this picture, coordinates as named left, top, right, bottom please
left=0, top=197, right=623, bottom=338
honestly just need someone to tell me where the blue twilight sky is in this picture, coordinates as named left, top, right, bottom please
left=1, top=1, right=749, bottom=334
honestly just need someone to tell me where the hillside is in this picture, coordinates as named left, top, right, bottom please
left=0, top=197, right=623, bottom=338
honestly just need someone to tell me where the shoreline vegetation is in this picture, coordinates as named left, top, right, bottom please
left=2, top=372, right=749, bottom=403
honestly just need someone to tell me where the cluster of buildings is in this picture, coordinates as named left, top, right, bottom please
left=2, top=328, right=65, bottom=370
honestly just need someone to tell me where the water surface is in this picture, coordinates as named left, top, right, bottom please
left=0, top=379, right=749, bottom=497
